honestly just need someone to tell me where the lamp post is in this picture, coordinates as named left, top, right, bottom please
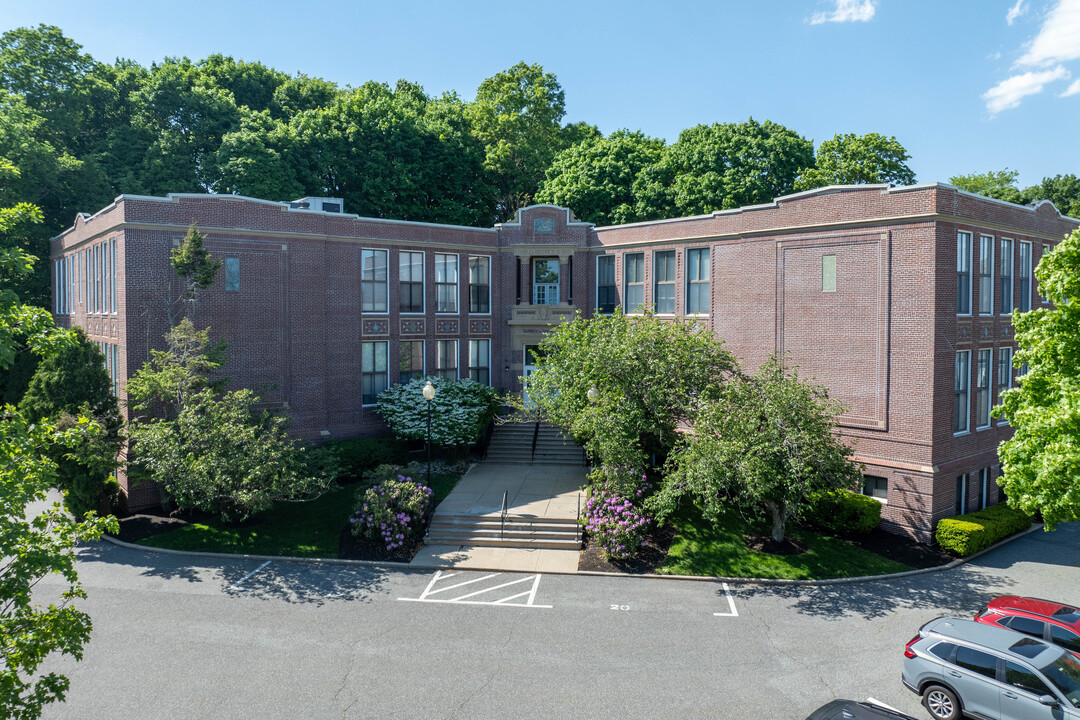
left=422, top=381, right=436, bottom=486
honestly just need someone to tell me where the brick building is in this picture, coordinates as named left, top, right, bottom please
left=50, top=184, right=1077, bottom=541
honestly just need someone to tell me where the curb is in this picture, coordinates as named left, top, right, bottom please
left=99, top=521, right=1044, bottom=586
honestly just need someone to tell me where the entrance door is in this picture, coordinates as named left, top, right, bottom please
left=522, top=345, right=544, bottom=408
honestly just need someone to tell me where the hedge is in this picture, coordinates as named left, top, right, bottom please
left=935, top=503, right=1033, bottom=556
left=326, top=436, right=409, bottom=483
left=802, top=489, right=882, bottom=537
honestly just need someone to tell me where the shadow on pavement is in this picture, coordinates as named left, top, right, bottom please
left=220, top=562, right=395, bottom=606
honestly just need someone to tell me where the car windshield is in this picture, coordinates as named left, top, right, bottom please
left=1039, top=652, right=1080, bottom=707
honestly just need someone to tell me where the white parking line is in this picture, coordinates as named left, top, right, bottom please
left=399, top=570, right=551, bottom=609
left=713, top=582, right=739, bottom=617
left=230, top=560, right=271, bottom=590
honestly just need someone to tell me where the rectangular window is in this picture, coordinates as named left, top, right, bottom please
left=957, top=231, right=972, bottom=315
left=997, top=347, right=1012, bottom=425
left=862, top=476, right=888, bottom=502
left=1000, top=238, right=1013, bottom=315
left=361, top=249, right=388, bottom=313
left=436, top=339, right=458, bottom=379
left=399, top=340, right=424, bottom=385
left=435, top=253, right=459, bottom=313
left=399, top=251, right=424, bottom=313
left=469, top=339, right=490, bottom=386
left=979, top=467, right=989, bottom=510
left=78, top=250, right=83, bottom=305
left=98, top=243, right=104, bottom=313
left=653, top=251, right=676, bottom=314
left=821, top=254, right=837, bottom=293
left=361, top=341, right=388, bottom=405
left=955, top=474, right=967, bottom=516
left=686, top=248, right=710, bottom=314
left=624, top=253, right=645, bottom=313
left=1039, top=244, right=1049, bottom=303
left=596, top=255, right=616, bottom=313
left=104, top=240, right=111, bottom=312
left=532, top=258, right=559, bottom=305
left=469, top=256, right=490, bottom=314
left=53, top=260, right=59, bottom=314
left=954, top=350, right=970, bottom=434
left=110, top=239, right=116, bottom=313
left=1018, top=241, right=1032, bottom=313
left=978, top=235, right=993, bottom=315
left=111, top=344, right=119, bottom=396
left=224, top=258, right=240, bottom=292
left=975, top=348, right=992, bottom=429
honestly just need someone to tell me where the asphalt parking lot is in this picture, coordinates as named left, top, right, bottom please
left=40, top=523, right=1080, bottom=719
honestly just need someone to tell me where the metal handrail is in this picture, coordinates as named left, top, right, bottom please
left=500, top=490, right=508, bottom=539
left=530, top=422, right=540, bottom=461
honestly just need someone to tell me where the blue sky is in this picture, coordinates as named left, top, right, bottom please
left=4, top=0, right=1079, bottom=189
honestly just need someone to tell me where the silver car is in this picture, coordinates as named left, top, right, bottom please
left=902, top=617, right=1080, bottom=720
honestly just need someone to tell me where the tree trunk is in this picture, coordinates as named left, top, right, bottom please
left=764, top=500, right=787, bottom=543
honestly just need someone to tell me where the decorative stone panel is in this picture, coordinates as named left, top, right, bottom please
left=362, top=318, right=389, bottom=336
left=469, top=319, right=491, bottom=334
left=400, top=318, right=424, bottom=335
left=435, top=318, right=459, bottom=335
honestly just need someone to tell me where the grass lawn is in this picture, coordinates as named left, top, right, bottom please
left=138, top=469, right=464, bottom=557
left=656, top=507, right=912, bottom=580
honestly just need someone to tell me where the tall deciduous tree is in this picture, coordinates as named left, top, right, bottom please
left=650, top=356, right=862, bottom=543
left=1022, top=174, right=1080, bottom=217
left=794, top=132, right=915, bottom=191
left=949, top=168, right=1024, bottom=204
left=996, top=229, right=1080, bottom=530
left=536, top=129, right=665, bottom=226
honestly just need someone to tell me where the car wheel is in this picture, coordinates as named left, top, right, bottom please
left=922, top=685, right=961, bottom=720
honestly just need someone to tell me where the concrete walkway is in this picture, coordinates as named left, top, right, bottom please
left=411, top=462, right=587, bottom=573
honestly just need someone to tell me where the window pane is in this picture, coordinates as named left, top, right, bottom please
left=1005, top=661, right=1053, bottom=696
left=626, top=284, right=644, bottom=312
left=655, top=283, right=675, bottom=313
left=1009, top=616, right=1045, bottom=638
left=469, top=256, right=490, bottom=313
left=822, top=255, right=836, bottom=293
left=225, top=257, right=240, bottom=292
left=976, top=349, right=991, bottom=428
left=978, top=236, right=993, bottom=315
left=954, top=352, right=970, bottom=433
left=362, top=250, right=388, bottom=312
left=1050, top=626, right=1080, bottom=653
left=954, top=646, right=997, bottom=678
left=957, top=232, right=972, bottom=314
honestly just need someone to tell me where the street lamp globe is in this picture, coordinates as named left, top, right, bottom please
left=587, top=386, right=599, bottom=403
left=422, top=381, right=436, bottom=401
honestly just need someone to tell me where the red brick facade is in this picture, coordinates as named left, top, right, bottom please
left=51, top=186, right=1078, bottom=540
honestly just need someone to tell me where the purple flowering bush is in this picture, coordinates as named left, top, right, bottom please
left=350, top=475, right=433, bottom=551
left=580, top=466, right=653, bottom=560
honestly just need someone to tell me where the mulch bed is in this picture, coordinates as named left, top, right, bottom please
left=108, top=506, right=218, bottom=544
left=847, top=527, right=953, bottom=570
left=578, top=523, right=676, bottom=574
left=337, top=525, right=424, bottom=563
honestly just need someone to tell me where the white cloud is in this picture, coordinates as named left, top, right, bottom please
left=983, top=66, right=1070, bottom=113
left=1015, top=0, right=1080, bottom=67
left=810, top=0, right=876, bottom=25
left=1063, top=78, right=1080, bottom=96
left=1006, top=0, right=1028, bottom=25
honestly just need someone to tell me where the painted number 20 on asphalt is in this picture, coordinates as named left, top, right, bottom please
left=610, top=604, right=629, bottom=611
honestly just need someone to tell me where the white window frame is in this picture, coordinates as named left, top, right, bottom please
left=997, top=347, right=1013, bottom=426
left=1018, top=241, right=1032, bottom=313
left=110, top=239, right=116, bottom=314
left=361, top=340, right=389, bottom=406
left=469, top=339, right=490, bottom=386
left=975, top=348, right=992, bottom=430
left=361, top=248, right=389, bottom=314
left=978, top=235, right=994, bottom=315
left=468, top=255, right=491, bottom=315
left=1000, top=238, right=1013, bottom=316
left=596, top=255, right=617, bottom=314
left=624, top=252, right=645, bottom=314
left=436, top=339, right=458, bottom=379
left=399, top=250, right=424, bottom=314
left=954, top=350, right=971, bottom=435
left=435, top=253, right=459, bottom=314
left=957, top=231, right=972, bottom=316
left=685, top=247, right=710, bottom=316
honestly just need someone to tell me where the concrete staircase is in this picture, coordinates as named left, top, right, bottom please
left=426, top=514, right=581, bottom=550
left=484, top=420, right=586, bottom=465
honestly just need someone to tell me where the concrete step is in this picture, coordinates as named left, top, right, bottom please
left=434, top=514, right=581, bottom=527
left=430, top=519, right=580, bottom=533
left=428, top=528, right=580, bottom=542
left=423, top=536, right=582, bottom=550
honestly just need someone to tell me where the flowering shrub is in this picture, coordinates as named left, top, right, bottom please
left=375, top=377, right=500, bottom=448
left=350, top=475, right=433, bottom=551
left=581, top=465, right=652, bottom=560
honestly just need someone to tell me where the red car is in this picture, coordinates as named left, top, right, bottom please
left=975, top=595, right=1080, bottom=658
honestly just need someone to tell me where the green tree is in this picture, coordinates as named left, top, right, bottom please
left=518, top=308, right=736, bottom=471
left=170, top=224, right=222, bottom=301
left=633, top=118, right=814, bottom=219
left=995, top=229, right=1080, bottom=530
left=375, top=376, right=500, bottom=448
left=794, top=132, right=915, bottom=191
left=948, top=169, right=1024, bottom=204
left=467, top=62, right=567, bottom=222
left=125, top=317, right=227, bottom=419
left=650, top=356, right=862, bottom=543
left=129, top=387, right=332, bottom=523
left=1021, top=174, right=1080, bottom=217
left=19, top=326, right=122, bottom=517
left=536, top=129, right=665, bottom=225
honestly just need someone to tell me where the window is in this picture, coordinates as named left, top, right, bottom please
left=978, top=235, right=993, bottom=315
left=399, top=340, right=424, bottom=384
left=93, top=244, right=100, bottom=313
left=624, top=253, right=645, bottom=313
left=532, top=258, right=559, bottom=305
left=469, top=256, right=490, bottom=314
left=1018, top=241, right=1032, bottom=313
left=361, top=249, right=388, bottom=313
left=361, top=341, right=388, bottom=405
left=954, top=351, right=970, bottom=434
left=469, top=339, right=490, bottom=386
left=224, top=258, right=240, bottom=292
left=1005, top=661, right=1054, bottom=697
left=399, top=251, right=424, bottom=313
left=686, top=248, right=710, bottom=314
left=1039, top=243, right=1049, bottom=304
left=111, top=344, right=118, bottom=396
left=436, top=340, right=458, bottom=379
left=975, top=348, right=992, bottom=429
left=997, top=347, right=1013, bottom=425
left=596, top=256, right=616, bottom=313
left=955, top=646, right=998, bottom=679
left=979, top=467, right=989, bottom=510
left=1009, top=616, right=1046, bottom=639
left=1000, top=238, right=1013, bottom=314
left=955, top=474, right=967, bottom=516
left=653, top=251, right=676, bottom=314
left=862, top=476, right=888, bottom=502
left=957, top=231, right=972, bottom=315
left=822, top=254, right=836, bottom=293
left=435, top=253, right=459, bottom=313
left=110, top=239, right=116, bottom=313
left=929, top=642, right=957, bottom=661
left=1050, top=626, right=1080, bottom=654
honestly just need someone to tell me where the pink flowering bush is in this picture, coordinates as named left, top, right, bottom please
left=350, top=474, right=433, bottom=551
left=581, top=465, right=652, bottom=560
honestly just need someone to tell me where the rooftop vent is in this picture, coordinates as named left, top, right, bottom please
left=289, top=197, right=344, bottom=213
